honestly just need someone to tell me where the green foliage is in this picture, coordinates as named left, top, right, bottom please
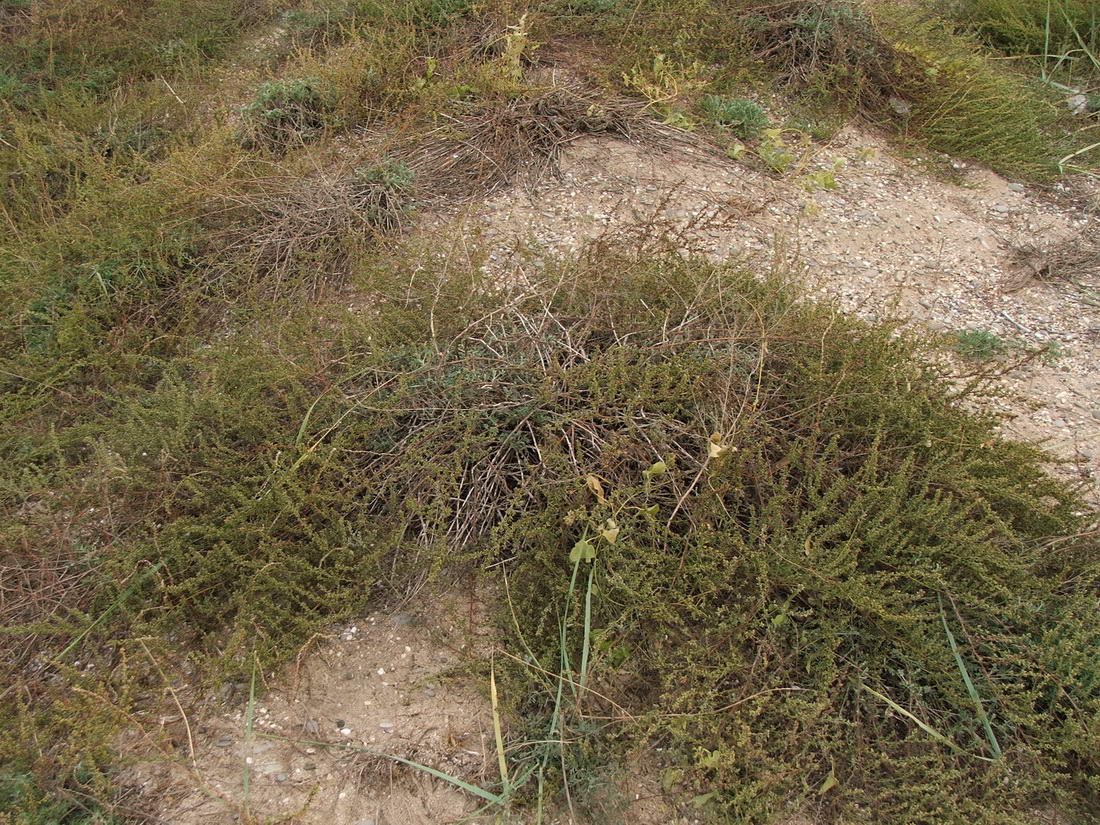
left=1, top=1, right=1099, bottom=822
left=757, top=127, right=799, bottom=173
left=241, top=78, right=329, bottom=150
left=471, top=251, right=1099, bottom=824
left=0, top=0, right=273, bottom=92
left=700, top=94, right=769, bottom=139
left=729, top=0, right=1088, bottom=178
left=953, top=328, right=1008, bottom=359
left=0, top=772, right=120, bottom=825
left=951, top=0, right=1099, bottom=72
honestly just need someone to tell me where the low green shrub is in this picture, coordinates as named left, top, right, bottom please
left=700, top=94, right=769, bottom=138
left=953, top=328, right=1008, bottom=359
left=736, top=0, right=1071, bottom=178
left=0, top=771, right=120, bottom=825
left=4, top=235, right=1099, bottom=823
left=241, top=78, right=329, bottom=150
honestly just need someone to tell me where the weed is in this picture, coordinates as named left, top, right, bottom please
left=0, top=772, right=120, bottom=825
left=700, top=95, right=769, bottom=139
left=952, top=328, right=1008, bottom=359
left=952, top=0, right=1099, bottom=78
left=622, top=52, right=707, bottom=123
left=757, top=128, right=799, bottom=173
left=799, top=157, right=845, bottom=191
left=2, top=2, right=1100, bottom=823
left=738, top=0, right=1087, bottom=178
left=4, top=230, right=1099, bottom=823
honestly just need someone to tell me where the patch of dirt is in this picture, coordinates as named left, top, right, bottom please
left=123, top=594, right=497, bottom=825
left=440, top=127, right=1100, bottom=492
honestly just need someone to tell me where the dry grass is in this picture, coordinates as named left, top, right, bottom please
left=397, top=74, right=655, bottom=199
left=201, top=162, right=414, bottom=294
left=1008, top=228, right=1100, bottom=285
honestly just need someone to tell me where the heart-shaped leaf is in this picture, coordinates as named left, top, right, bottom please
left=599, top=518, right=619, bottom=544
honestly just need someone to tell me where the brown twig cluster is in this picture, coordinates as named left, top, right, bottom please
left=398, top=77, right=651, bottom=200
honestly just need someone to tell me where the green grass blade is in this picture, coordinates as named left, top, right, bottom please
left=490, top=661, right=510, bottom=799
left=940, top=597, right=1002, bottom=758
left=259, top=734, right=506, bottom=805
left=50, top=560, right=165, bottom=666
left=242, top=657, right=257, bottom=812
left=578, top=562, right=595, bottom=691
left=861, top=684, right=994, bottom=763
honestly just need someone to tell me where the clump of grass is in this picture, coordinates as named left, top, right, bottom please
left=950, top=0, right=1098, bottom=76
left=398, top=76, right=647, bottom=198
left=724, top=0, right=1090, bottom=178
left=241, top=78, right=329, bottom=151
left=0, top=0, right=273, bottom=92
left=207, top=160, right=417, bottom=295
left=700, top=94, right=769, bottom=138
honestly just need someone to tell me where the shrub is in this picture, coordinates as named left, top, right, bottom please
left=737, top=0, right=1073, bottom=178
left=241, top=78, right=328, bottom=150
left=0, top=771, right=120, bottom=825
left=4, top=237, right=1099, bottom=823
left=950, top=0, right=1099, bottom=71
left=700, top=94, right=769, bottom=138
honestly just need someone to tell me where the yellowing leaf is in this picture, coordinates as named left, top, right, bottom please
left=599, top=518, right=619, bottom=544
left=644, top=460, right=667, bottom=478
left=708, top=432, right=733, bottom=459
left=585, top=474, right=607, bottom=503
left=819, top=768, right=838, bottom=794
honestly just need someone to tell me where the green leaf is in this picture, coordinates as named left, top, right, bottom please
left=569, top=538, right=596, bottom=563
left=661, top=767, right=684, bottom=792
left=644, top=460, right=667, bottom=478
left=691, top=791, right=717, bottom=808
left=819, top=768, right=838, bottom=794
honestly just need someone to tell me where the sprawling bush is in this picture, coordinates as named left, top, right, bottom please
left=12, top=240, right=1095, bottom=822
